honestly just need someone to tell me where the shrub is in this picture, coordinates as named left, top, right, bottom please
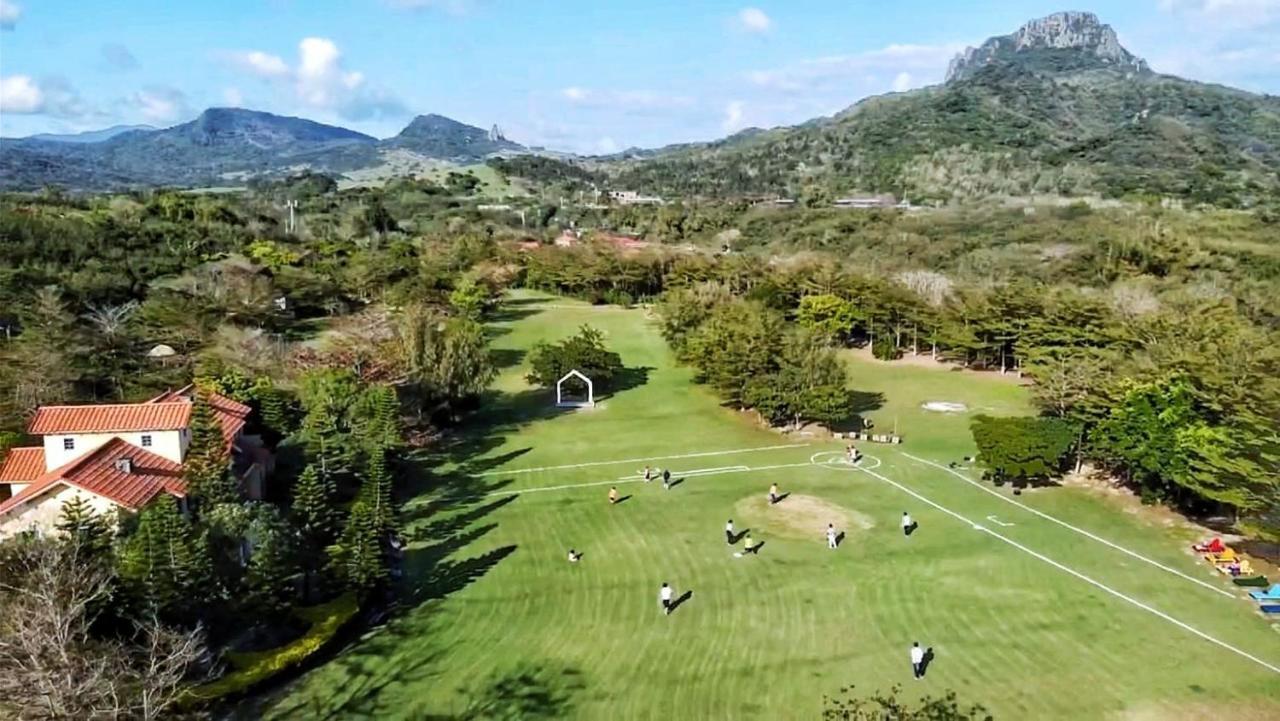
left=184, top=593, right=359, bottom=704
left=872, top=340, right=901, bottom=361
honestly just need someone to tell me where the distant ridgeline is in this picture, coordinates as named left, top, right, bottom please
left=605, top=11, right=1280, bottom=207
left=0, top=109, right=526, bottom=192
left=2, top=11, right=1278, bottom=208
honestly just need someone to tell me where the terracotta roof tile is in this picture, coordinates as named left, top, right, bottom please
left=0, top=438, right=185, bottom=516
left=0, top=447, right=45, bottom=483
left=149, top=386, right=251, bottom=445
left=27, top=403, right=192, bottom=435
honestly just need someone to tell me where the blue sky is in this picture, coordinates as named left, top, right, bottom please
left=1, top=1, right=1277, bottom=151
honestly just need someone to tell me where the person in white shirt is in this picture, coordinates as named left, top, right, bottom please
left=910, top=641, right=926, bottom=679
left=643, top=465, right=653, bottom=483
left=826, top=523, right=838, bottom=549
left=567, top=549, right=581, bottom=563
left=659, top=582, right=674, bottom=614
left=902, top=511, right=914, bottom=537
left=725, top=519, right=735, bottom=545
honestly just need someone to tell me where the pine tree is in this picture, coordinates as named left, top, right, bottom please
left=329, top=501, right=387, bottom=592
left=354, top=383, right=401, bottom=455
left=117, top=500, right=214, bottom=620
left=359, top=448, right=397, bottom=538
left=56, top=494, right=113, bottom=558
left=292, top=464, right=339, bottom=545
left=183, top=395, right=238, bottom=507
left=251, top=376, right=297, bottom=439
left=243, top=505, right=297, bottom=618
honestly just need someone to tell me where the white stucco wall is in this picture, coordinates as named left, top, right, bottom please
left=0, top=484, right=120, bottom=539
left=42, top=429, right=185, bottom=469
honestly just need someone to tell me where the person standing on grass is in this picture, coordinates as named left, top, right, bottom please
left=567, top=549, right=580, bottom=563
left=660, top=582, right=674, bottom=614
left=725, top=519, right=735, bottom=545
left=662, top=468, right=671, bottom=490
left=643, top=465, right=653, bottom=483
left=827, top=523, right=838, bottom=549
left=609, top=487, right=619, bottom=505
left=902, top=511, right=913, bottom=536
left=911, top=641, right=925, bottom=679
left=769, top=483, right=780, bottom=505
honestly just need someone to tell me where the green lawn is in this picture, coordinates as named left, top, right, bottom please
left=261, top=291, right=1280, bottom=720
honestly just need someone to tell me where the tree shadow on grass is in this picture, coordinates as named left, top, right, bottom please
left=829, top=390, right=887, bottom=433
left=490, top=347, right=526, bottom=371
left=447, top=663, right=586, bottom=720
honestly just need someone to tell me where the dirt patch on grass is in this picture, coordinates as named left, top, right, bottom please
left=734, top=494, right=874, bottom=541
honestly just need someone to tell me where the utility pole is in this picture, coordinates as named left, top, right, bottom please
left=284, top=199, right=299, bottom=234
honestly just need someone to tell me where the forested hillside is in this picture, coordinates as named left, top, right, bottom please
left=611, top=13, right=1280, bottom=207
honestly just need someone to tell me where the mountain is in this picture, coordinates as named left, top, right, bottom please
left=945, top=11, right=1147, bottom=82
left=0, top=109, right=524, bottom=190
left=23, top=125, right=157, bottom=143
left=612, top=11, right=1280, bottom=207
left=385, top=114, right=524, bottom=159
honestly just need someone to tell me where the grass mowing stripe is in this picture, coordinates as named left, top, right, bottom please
left=471, top=443, right=810, bottom=476
left=854, top=463, right=1280, bottom=677
left=483, top=461, right=815, bottom=497
left=901, top=452, right=1236, bottom=599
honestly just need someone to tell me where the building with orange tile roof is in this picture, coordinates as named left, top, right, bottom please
left=0, top=386, right=262, bottom=538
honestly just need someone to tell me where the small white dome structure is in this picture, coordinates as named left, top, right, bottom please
left=146, top=344, right=177, bottom=359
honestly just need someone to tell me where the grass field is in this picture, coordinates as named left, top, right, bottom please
left=261, top=291, right=1280, bottom=720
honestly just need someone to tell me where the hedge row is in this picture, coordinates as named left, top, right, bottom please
left=185, top=593, right=359, bottom=704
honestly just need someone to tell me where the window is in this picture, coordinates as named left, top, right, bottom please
left=62, top=438, right=75, bottom=451
left=141, top=434, right=153, bottom=448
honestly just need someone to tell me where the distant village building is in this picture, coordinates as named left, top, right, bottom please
left=608, top=190, right=665, bottom=206
left=833, top=194, right=898, bottom=209
left=752, top=198, right=797, bottom=208
left=0, top=387, right=270, bottom=538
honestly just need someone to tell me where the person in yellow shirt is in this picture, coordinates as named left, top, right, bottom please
left=744, top=534, right=759, bottom=554
left=768, top=483, right=780, bottom=505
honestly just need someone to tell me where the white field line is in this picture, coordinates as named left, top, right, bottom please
left=485, top=461, right=813, bottom=497
left=854, top=463, right=1280, bottom=676
left=902, top=453, right=1235, bottom=599
left=617, top=465, right=749, bottom=480
left=472, top=443, right=810, bottom=477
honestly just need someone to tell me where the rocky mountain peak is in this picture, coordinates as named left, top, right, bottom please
left=946, top=11, right=1148, bottom=82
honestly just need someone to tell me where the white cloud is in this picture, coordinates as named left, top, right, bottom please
left=892, top=72, right=913, bottom=92
left=223, top=87, right=244, bottom=107
left=0, top=74, right=42, bottom=113
left=1159, top=0, right=1280, bottom=27
left=0, top=0, right=21, bottom=30
left=721, top=100, right=746, bottom=132
left=747, top=42, right=966, bottom=93
left=0, top=75, right=89, bottom=118
left=558, top=86, right=694, bottom=110
left=594, top=136, right=619, bottom=154
left=130, top=86, right=188, bottom=123
left=226, top=50, right=292, bottom=79
left=1153, top=0, right=1280, bottom=89
left=737, top=7, right=772, bottom=33
left=223, top=37, right=406, bottom=120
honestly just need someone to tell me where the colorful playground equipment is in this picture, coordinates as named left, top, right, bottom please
left=1196, top=538, right=1278, bottom=609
